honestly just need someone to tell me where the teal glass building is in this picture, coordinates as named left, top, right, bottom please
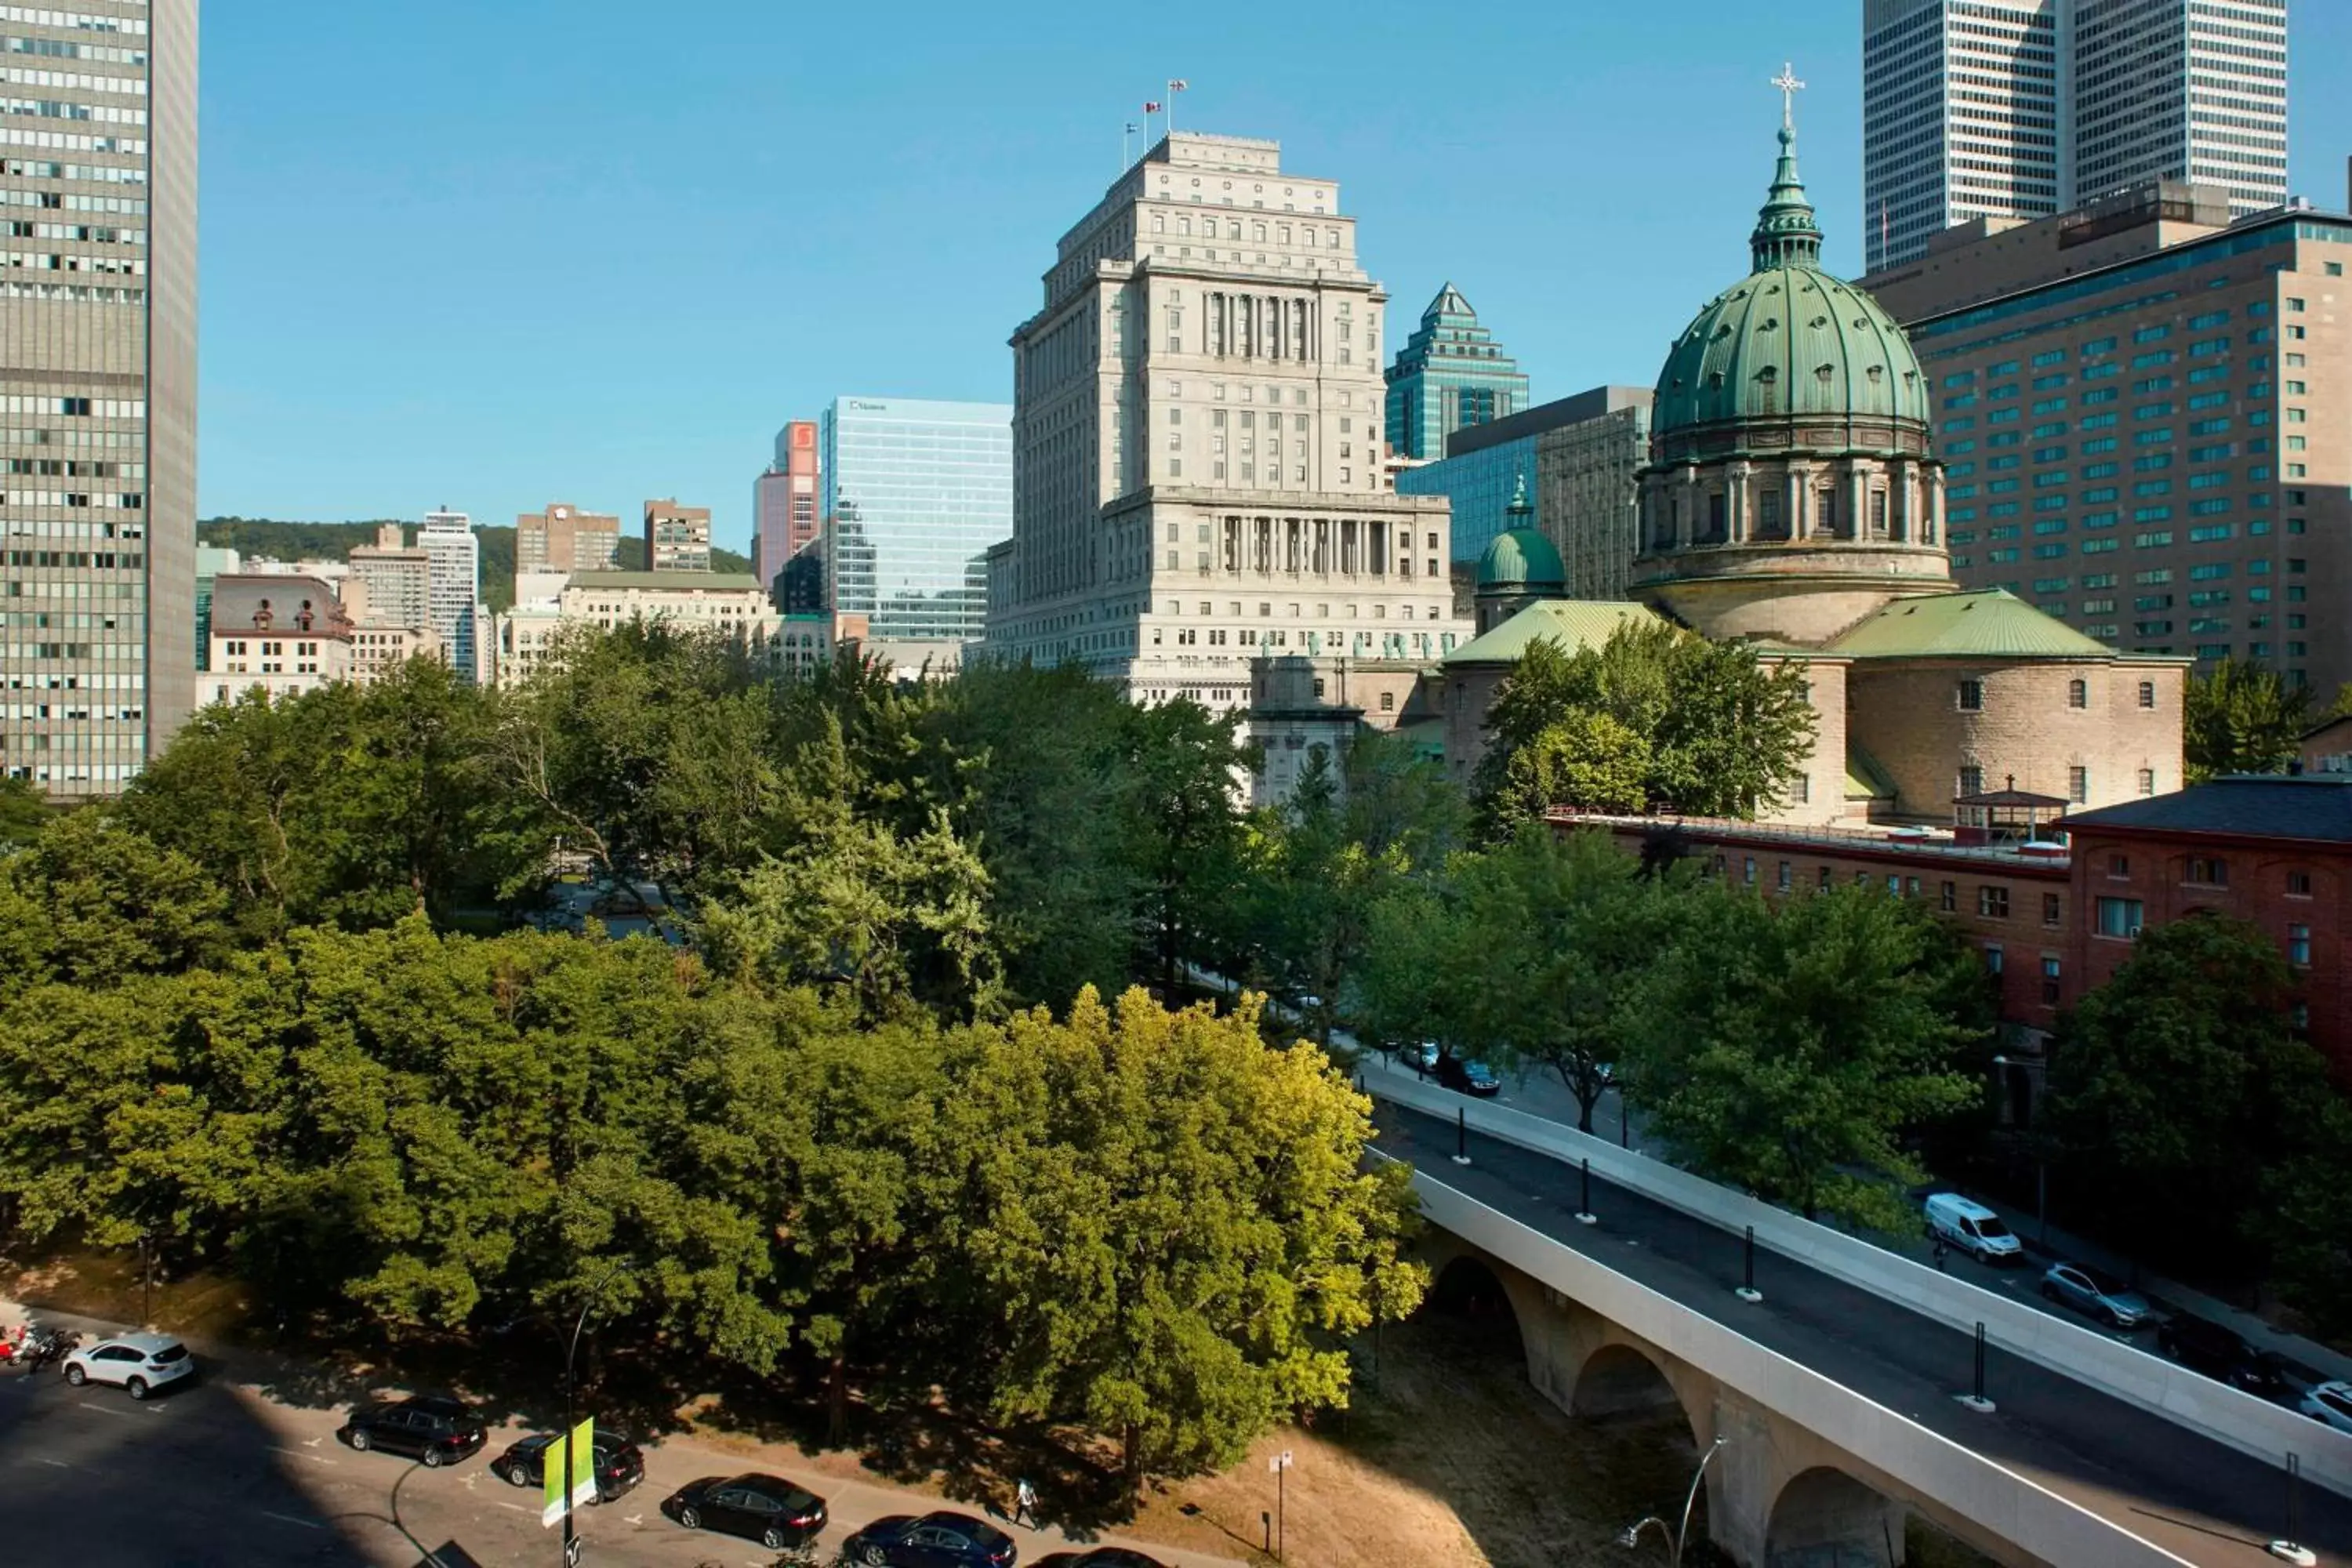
left=1383, top=284, right=1530, bottom=459
left=821, top=397, right=1013, bottom=644
left=1398, top=438, right=1539, bottom=564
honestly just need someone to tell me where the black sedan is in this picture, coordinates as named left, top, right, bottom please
left=662, top=1472, right=829, bottom=1551
left=1436, top=1053, right=1501, bottom=1097
left=491, top=1426, right=645, bottom=1501
left=337, top=1395, right=488, bottom=1467
left=842, top=1509, right=1018, bottom=1567
left=1036, top=1550, right=1170, bottom=1568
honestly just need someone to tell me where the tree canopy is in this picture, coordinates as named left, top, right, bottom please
left=1472, top=623, right=1815, bottom=833
left=2183, top=658, right=2311, bottom=782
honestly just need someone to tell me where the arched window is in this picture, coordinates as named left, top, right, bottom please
left=2068, top=677, right=2089, bottom=709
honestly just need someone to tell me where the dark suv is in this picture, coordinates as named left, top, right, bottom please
left=339, top=1395, right=488, bottom=1467
left=2156, top=1314, right=2292, bottom=1398
left=492, top=1426, right=645, bottom=1501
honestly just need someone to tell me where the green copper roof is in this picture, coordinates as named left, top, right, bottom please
left=1444, top=599, right=1660, bottom=666
left=1827, top=589, right=2116, bottom=660
left=1846, top=741, right=1898, bottom=802
left=1652, top=114, right=1928, bottom=438
left=564, top=571, right=764, bottom=593
left=1475, top=508, right=1564, bottom=591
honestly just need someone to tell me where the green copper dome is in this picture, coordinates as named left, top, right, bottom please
left=1652, top=122, right=1929, bottom=439
left=1476, top=524, right=1565, bottom=592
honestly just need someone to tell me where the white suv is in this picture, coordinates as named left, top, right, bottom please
left=63, top=1333, right=196, bottom=1400
left=2301, top=1380, right=2352, bottom=1437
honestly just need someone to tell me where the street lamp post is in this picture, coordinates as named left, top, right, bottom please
left=1992, top=1054, right=2049, bottom=1244
left=1617, top=1436, right=1726, bottom=1565
left=559, top=1260, right=630, bottom=1568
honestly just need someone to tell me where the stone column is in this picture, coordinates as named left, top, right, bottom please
left=1891, top=460, right=1911, bottom=543
left=1929, top=467, right=1947, bottom=546
left=1729, top=462, right=1752, bottom=543
left=1848, top=463, right=1868, bottom=541
left=1790, top=466, right=1811, bottom=539
left=1682, top=466, right=1701, bottom=550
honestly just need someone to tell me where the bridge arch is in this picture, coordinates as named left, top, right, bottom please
left=1764, top=1464, right=1904, bottom=1567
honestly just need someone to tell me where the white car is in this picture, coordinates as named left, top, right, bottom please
left=1923, top=1192, right=2024, bottom=1264
left=2301, top=1380, right=2352, bottom=1436
left=63, top=1333, right=195, bottom=1400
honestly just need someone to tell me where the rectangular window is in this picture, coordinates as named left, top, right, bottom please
left=2068, top=766, right=2088, bottom=804
left=1978, top=885, right=2010, bottom=919
left=2108, top=854, right=2129, bottom=878
left=2042, top=892, right=2062, bottom=926
left=2187, top=856, right=2229, bottom=887
left=2288, top=924, right=2311, bottom=966
left=1940, top=880, right=1957, bottom=913
left=2096, top=897, right=2143, bottom=938
left=2288, top=870, right=2312, bottom=897
left=2042, top=955, right=2063, bottom=1005
left=1957, top=679, right=1983, bottom=711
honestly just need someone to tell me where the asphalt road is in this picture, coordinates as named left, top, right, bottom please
left=0, top=1324, right=1236, bottom=1568
left=1376, top=1102, right=2352, bottom=1568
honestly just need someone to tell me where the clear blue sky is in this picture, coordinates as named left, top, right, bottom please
left=199, top=0, right=2352, bottom=554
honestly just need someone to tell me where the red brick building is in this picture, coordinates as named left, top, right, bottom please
left=2059, top=778, right=2352, bottom=1082
left=1573, top=815, right=2074, bottom=1040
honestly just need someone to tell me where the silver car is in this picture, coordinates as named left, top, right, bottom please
left=2301, top=1380, right=2352, bottom=1436
left=2039, top=1263, right=2151, bottom=1330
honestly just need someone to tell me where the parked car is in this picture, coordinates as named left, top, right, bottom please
left=1436, top=1054, right=1501, bottom=1098
left=337, top=1395, right=488, bottom=1467
left=492, top=1426, right=644, bottom=1501
left=662, top=1473, right=829, bottom=1551
left=840, top=1510, right=1018, bottom=1567
left=2039, top=1262, right=2152, bottom=1329
left=1410, top=1040, right=1440, bottom=1073
left=2299, top=1380, right=2352, bottom=1436
left=2156, top=1313, right=2292, bottom=1397
left=1922, top=1192, right=2022, bottom=1265
left=1036, top=1551, right=1170, bottom=1568
left=60, top=1333, right=195, bottom=1401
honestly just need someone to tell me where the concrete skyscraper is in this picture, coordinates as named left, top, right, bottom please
left=416, top=510, right=480, bottom=684
left=1863, top=0, right=2288, bottom=273
left=982, top=133, right=1465, bottom=708
left=1, top=0, right=198, bottom=795
left=753, top=419, right=819, bottom=594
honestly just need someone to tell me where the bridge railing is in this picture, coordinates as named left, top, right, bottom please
left=1367, top=1066, right=2352, bottom=1501
left=1410, top=1165, right=2201, bottom=1568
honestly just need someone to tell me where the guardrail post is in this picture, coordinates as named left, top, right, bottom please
left=2269, top=1453, right=2317, bottom=1565
left=1451, top=1106, right=1471, bottom=1166
left=1957, top=1321, right=1996, bottom=1414
left=1735, top=1225, right=1762, bottom=1302
left=1575, top=1157, right=1597, bottom=1225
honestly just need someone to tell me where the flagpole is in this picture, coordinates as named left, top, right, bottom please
left=1167, top=78, right=1180, bottom=134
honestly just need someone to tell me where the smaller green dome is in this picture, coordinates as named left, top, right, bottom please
left=1477, top=527, right=1565, bottom=592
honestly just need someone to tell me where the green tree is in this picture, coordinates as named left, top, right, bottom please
left=1112, top=699, right=1254, bottom=993
left=1473, top=622, right=1814, bottom=829
left=1621, top=883, right=1983, bottom=1229
left=2183, top=659, right=2311, bottom=782
left=1482, top=710, right=1650, bottom=835
left=0, top=776, right=50, bottom=850
left=2256, top=1093, right=2352, bottom=1342
left=0, top=810, right=230, bottom=992
left=1455, top=828, right=1690, bottom=1132
left=2048, top=911, right=2332, bottom=1269
left=949, top=989, right=1425, bottom=1488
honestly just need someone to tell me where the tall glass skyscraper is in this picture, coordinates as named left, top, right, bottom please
left=821, top=397, right=1011, bottom=645
left=1382, top=284, right=1528, bottom=460
left=2, top=0, right=198, bottom=795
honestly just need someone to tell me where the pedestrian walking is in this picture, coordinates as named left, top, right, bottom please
left=1014, top=1476, right=1039, bottom=1530
left=1933, top=1236, right=1948, bottom=1272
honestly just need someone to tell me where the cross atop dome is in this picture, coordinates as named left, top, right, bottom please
left=1771, top=62, right=1806, bottom=130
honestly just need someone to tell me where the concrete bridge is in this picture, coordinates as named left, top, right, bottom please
left=1371, top=1080, right=2352, bottom=1568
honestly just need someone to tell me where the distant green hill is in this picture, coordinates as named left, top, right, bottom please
left=198, top=517, right=752, bottom=615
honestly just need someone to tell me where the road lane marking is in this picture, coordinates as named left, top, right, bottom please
left=38, top=1457, right=67, bottom=1468
left=259, top=1511, right=322, bottom=1530
left=76, top=1399, right=134, bottom=1417
left=497, top=1501, right=532, bottom=1515
left=271, top=1445, right=338, bottom=1465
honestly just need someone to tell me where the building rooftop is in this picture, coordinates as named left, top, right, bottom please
left=1550, top=810, right=2073, bottom=871
left=1443, top=598, right=1659, bottom=666
left=2061, top=776, right=2352, bottom=845
left=564, top=571, right=764, bottom=593
left=1826, top=589, right=2117, bottom=660
left=1446, top=384, right=1652, bottom=459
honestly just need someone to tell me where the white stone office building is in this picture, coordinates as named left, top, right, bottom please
left=982, top=133, right=1468, bottom=710
left=1, top=0, right=199, bottom=794
left=1862, top=0, right=2288, bottom=272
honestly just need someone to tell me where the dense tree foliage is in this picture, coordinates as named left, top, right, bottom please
left=2049, top=912, right=2336, bottom=1279
left=2183, top=658, right=2312, bottom=782
left=1472, top=623, right=1815, bottom=833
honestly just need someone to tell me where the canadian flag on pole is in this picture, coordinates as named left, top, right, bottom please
left=1143, top=101, right=1161, bottom=113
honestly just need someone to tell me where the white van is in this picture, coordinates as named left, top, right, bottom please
left=1924, top=1192, right=2023, bottom=1264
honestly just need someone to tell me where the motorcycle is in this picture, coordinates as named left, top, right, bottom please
left=19, top=1323, right=81, bottom=1374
